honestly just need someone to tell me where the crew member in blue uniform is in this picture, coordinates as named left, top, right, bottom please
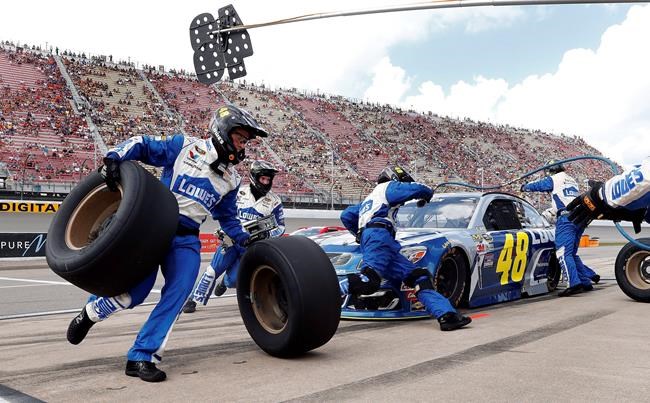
left=567, top=157, right=650, bottom=230
left=521, top=161, right=599, bottom=296
left=340, top=165, right=472, bottom=331
left=65, top=104, right=268, bottom=382
left=182, top=160, right=285, bottom=313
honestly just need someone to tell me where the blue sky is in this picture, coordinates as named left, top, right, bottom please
left=389, top=5, right=631, bottom=93
left=0, top=1, right=648, bottom=167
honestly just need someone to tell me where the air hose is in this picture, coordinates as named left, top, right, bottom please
left=433, top=154, right=650, bottom=251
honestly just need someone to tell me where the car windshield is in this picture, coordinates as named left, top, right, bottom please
left=396, top=196, right=479, bottom=229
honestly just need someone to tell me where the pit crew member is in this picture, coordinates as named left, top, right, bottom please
left=65, top=104, right=267, bottom=382
left=521, top=161, right=599, bottom=296
left=567, top=157, right=650, bottom=230
left=182, top=160, right=285, bottom=313
left=340, top=165, right=472, bottom=331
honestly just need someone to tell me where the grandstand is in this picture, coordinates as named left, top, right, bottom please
left=0, top=41, right=619, bottom=204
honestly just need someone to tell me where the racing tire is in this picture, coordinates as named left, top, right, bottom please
left=614, top=238, right=650, bottom=302
left=546, top=252, right=561, bottom=292
left=46, top=161, right=179, bottom=297
left=434, top=249, right=467, bottom=307
left=237, top=236, right=341, bottom=358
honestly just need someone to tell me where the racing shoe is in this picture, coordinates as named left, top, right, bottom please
left=67, top=306, right=95, bottom=345
left=591, top=274, right=601, bottom=284
left=558, top=284, right=583, bottom=297
left=182, top=300, right=197, bottom=314
left=214, top=279, right=227, bottom=297
left=125, top=360, right=167, bottom=382
left=438, top=312, right=472, bottom=331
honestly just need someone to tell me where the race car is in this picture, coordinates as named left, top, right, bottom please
left=290, top=226, right=347, bottom=237
left=310, top=192, right=561, bottom=319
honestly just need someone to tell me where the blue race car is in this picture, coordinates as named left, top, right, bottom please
left=311, top=192, right=561, bottom=319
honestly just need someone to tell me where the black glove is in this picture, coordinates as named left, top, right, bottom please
left=242, top=230, right=269, bottom=247
left=416, top=194, right=433, bottom=208
left=566, top=181, right=608, bottom=228
left=609, top=208, right=647, bottom=234
left=520, top=184, right=527, bottom=192
left=99, top=157, right=121, bottom=192
left=567, top=181, right=646, bottom=233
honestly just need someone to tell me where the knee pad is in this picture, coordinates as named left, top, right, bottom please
left=347, top=267, right=381, bottom=295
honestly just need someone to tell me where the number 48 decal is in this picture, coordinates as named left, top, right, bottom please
left=496, top=232, right=530, bottom=285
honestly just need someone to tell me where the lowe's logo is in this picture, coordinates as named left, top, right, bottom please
left=173, top=175, right=220, bottom=210
left=611, top=168, right=644, bottom=200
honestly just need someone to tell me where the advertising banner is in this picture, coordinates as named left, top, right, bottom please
left=0, top=200, right=61, bottom=213
left=0, top=233, right=48, bottom=258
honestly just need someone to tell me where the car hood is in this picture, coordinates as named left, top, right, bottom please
left=314, top=228, right=461, bottom=252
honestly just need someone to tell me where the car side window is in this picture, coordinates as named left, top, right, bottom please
left=482, top=199, right=523, bottom=231
left=520, top=203, right=547, bottom=228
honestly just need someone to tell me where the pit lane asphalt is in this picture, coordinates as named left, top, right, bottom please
left=2, top=215, right=650, bottom=402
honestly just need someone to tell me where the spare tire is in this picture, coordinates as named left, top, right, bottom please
left=614, top=238, right=650, bottom=302
left=46, top=161, right=179, bottom=296
left=237, top=236, right=341, bottom=357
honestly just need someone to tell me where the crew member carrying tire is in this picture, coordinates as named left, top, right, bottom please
left=65, top=104, right=268, bottom=382
left=183, top=160, right=285, bottom=313
left=339, top=165, right=471, bottom=331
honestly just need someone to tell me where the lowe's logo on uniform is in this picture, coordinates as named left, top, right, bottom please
left=173, top=175, right=220, bottom=210
left=611, top=168, right=644, bottom=200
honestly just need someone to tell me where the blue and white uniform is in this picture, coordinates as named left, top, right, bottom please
left=190, top=185, right=285, bottom=304
left=601, top=158, right=650, bottom=218
left=84, top=134, right=249, bottom=363
left=523, top=172, right=596, bottom=288
left=340, top=181, right=456, bottom=319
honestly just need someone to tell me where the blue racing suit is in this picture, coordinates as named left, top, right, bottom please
left=523, top=172, right=596, bottom=288
left=190, top=185, right=285, bottom=304
left=83, top=134, right=250, bottom=363
left=340, top=181, right=456, bottom=319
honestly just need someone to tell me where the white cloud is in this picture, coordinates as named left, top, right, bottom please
left=362, top=57, right=411, bottom=104
left=365, top=4, right=650, bottom=166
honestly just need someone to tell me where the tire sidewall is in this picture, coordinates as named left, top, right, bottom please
left=614, top=238, right=650, bottom=302
left=46, top=161, right=178, bottom=296
left=433, top=250, right=467, bottom=307
left=237, top=236, right=340, bottom=357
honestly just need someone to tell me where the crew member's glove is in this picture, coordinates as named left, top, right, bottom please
left=567, top=181, right=646, bottom=233
left=242, top=231, right=269, bottom=247
left=520, top=184, right=527, bottom=192
left=99, top=157, right=121, bottom=192
left=417, top=195, right=432, bottom=208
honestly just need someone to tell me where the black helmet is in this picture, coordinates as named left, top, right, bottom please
left=545, top=160, right=565, bottom=175
left=377, top=165, right=415, bottom=184
left=209, top=104, right=268, bottom=166
left=250, top=160, right=279, bottom=196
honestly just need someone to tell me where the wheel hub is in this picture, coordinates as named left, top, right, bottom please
left=65, top=184, right=123, bottom=250
left=625, top=251, right=650, bottom=289
left=250, top=265, right=288, bottom=334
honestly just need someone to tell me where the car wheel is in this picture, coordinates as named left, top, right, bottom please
left=433, top=249, right=467, bottom=307
left=237, top=236, right=341, bottom=357
left=546, top=252, right=561, bottom=292
left=614, top=238, right=650, bottom=302
left=45, top=161, right=179, bottom=297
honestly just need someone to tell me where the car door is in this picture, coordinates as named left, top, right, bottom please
left=472, top=197, right=529, bottom=305
left=518, top=201, right=558, bottom=295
